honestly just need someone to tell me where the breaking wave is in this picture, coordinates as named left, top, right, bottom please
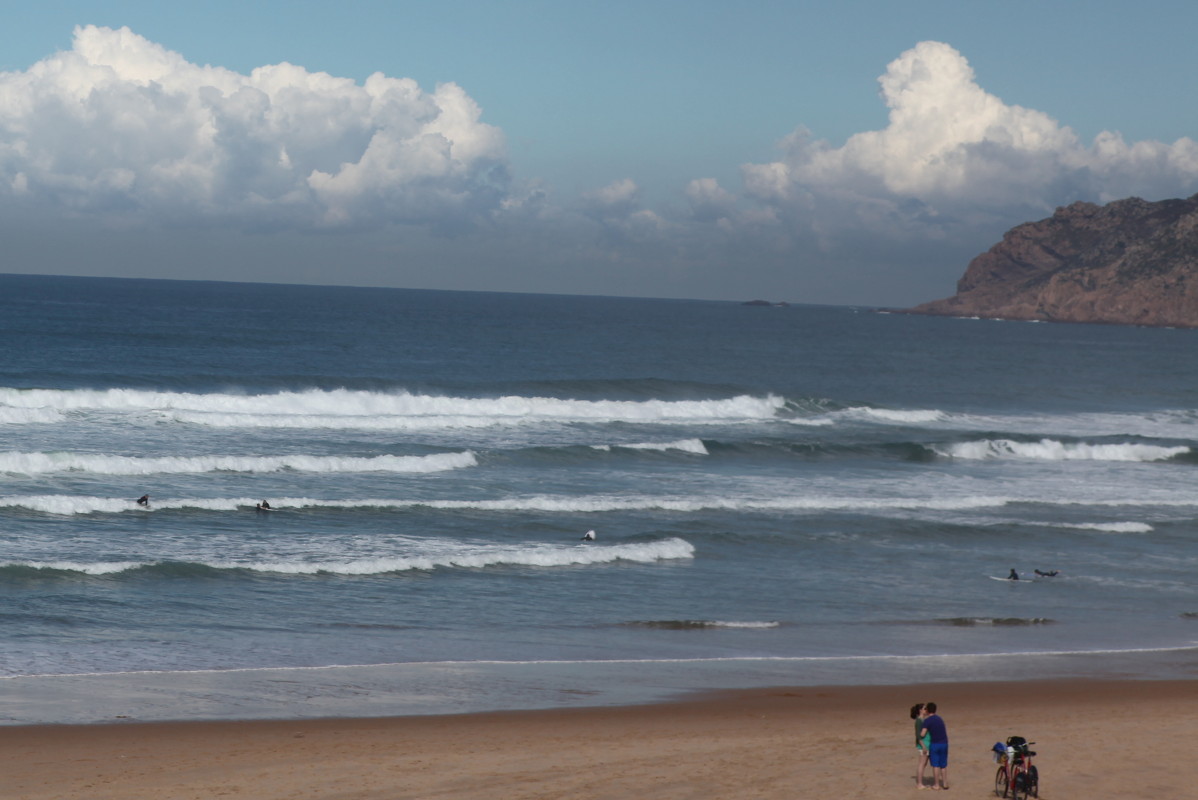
left=591, top=439, right=709, bottom=455
left=1051, top=521, right=1154, bottom=534
left=933, top=438, right=1190, bottom=462
left=0, top=493, right=1017, bottom=516
left=0, top=406, right=63, bottom=425
left=0, top=387, right=786, bottom=430
left=842, top=407, right=947, bottom=425
left=0, top=450, right=477, bottom=476
left=0, top=537, right=695, bottom=577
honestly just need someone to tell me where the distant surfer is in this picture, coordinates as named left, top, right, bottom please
left=1008, top=568, right=1019, bottom=581
left=1034, top=569, right=1059, bottom=577
left=136, top=494, right=150, bottom=507
left=256, top=500, right=272, bottom=511
left=581, top=530, right=595, bottom=542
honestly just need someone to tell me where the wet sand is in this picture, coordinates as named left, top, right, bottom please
left=3, top=678, right=1193, bottom=799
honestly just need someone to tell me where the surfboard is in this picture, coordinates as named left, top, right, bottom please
left=989, top=575, right=1035, bottom=583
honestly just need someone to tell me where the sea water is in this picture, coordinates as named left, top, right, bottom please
left=2, top=274, right=1197, bottom=722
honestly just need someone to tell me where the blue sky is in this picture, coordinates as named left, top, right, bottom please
left=1, top=0, right=1196, bottom=304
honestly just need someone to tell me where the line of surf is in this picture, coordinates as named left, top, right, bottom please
left=0, top=538, right=696, bottom=577
left=9, top=643, right=1198, bottom=681
left=933, top=438, right=1190, bottom=461
left=590, top=438, right=709, bottom=455
left=0, top=492, right=1048, bottom=516
left=0, top=450, right=477, bottom=476
left=0, top=387, right=787, bottom=427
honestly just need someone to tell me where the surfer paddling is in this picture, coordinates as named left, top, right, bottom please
left=256, top=500, right=272, bottom=511
left=581, top=530, right=595, bottom=541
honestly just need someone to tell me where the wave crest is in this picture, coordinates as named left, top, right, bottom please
left=0, top=493, right=1015, bottom=516
left=0, top=450, right=476, bottom=476
left=0, top=538, right=695, bottom=576
left=0, top=387, right=786, bottom=430
left=934, top=438, right=1189, bottom=462
left=0, top=407, right=63, bottom=425
left=592, top=439, right=709, bottom=455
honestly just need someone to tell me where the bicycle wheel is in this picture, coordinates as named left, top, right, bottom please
left=1020, top=765, right=1039, bottom=799
left=994, top=765, right=1009, bottom=797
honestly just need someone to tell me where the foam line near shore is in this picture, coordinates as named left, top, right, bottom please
left=4, top=646, right=1196, bottom=726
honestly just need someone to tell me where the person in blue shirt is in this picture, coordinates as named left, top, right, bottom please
left=918, top=702, right=949, bottom=790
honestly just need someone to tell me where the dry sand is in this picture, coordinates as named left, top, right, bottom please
left=3, top=678, right=1194, bottom=799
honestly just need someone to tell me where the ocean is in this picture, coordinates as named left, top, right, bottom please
left=2, top=273, right=1197, bottom=723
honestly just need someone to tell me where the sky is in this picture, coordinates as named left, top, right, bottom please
left=1, top=0, right=1196, bottom=306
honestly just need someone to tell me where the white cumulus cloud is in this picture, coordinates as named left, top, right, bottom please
left=736, top=41, right=1198, bottom=236
left=0, top=25, right=509, bottom=229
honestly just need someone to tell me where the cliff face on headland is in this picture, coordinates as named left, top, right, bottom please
left=907, top=194, right=1198, bottom=327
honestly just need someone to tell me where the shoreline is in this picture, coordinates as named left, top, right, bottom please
left=3, top=677, right=1194, bottom=798
left=5, top=645, right=1198, bottom=726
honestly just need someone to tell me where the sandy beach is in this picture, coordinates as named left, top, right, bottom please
left=3, top=678, right=1194, bottom=799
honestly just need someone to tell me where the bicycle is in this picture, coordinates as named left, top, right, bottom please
left=993, top=736, right=1038, bottom=799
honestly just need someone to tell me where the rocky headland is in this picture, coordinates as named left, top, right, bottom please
left=907, top=194, right=1198, bottom=327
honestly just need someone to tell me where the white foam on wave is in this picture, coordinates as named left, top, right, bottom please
left=0, top=495, right=306, bottom=515
left=783, top=417, right=835, bottom=427
left=0, top=387, right=786, bottom=429
left=0, top=450, right=477, bottom=476
left=249, top=537, right=695, bottom=574
left=1, top=538, right=696, bottom=575
left=1053, top=521, right=1155, bottom=534
left=1, top=495, right=141, bottom=515
left=0, top=493, right=1017, bottom=516
left=21, top=489, right=1194, bottom=518
left=0, top=406, right=63, bottom=425
left=842, top=407, right=947, bottom=424
left=167, top=412, right=512, bottom=431
left=627, top=619, right=782, bottom=630
left=935, top=438, right=1189, bottom=462
left=254, top=495, right=1009, bottom=514
left=592, top=439, right=709, bottom=455
left=937, top=408, right=1198, bottom=440
left=2, top=560, right=144, bottom=575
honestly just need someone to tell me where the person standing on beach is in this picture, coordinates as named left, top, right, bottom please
left=910, top=703, right=931, bottom=788
left=918, top=702, right=949, bottom=790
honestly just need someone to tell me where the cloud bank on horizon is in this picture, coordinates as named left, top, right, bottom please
left=0, top=25, right=510, bottom=230
left=2, top=26, right=1196, bottom=303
